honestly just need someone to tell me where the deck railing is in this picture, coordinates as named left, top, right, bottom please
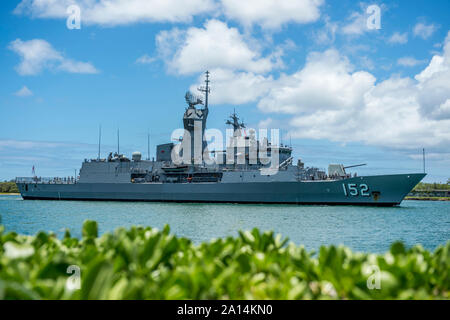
left=15, top=177, right=77, bottom=184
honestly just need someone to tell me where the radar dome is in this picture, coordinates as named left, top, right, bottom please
left=132, top=151, right=142, bottom=161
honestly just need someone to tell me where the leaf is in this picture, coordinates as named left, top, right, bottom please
left=82, top=220, right=98, bottom=239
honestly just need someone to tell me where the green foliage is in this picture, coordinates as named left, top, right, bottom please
left=0, top=182, right=19, bottom=193
left=414, top=182, right=450, bottom=191
left=0, top=220, right=448, bottom=300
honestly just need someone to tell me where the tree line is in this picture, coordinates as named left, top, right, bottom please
left=414, top=182, right=450, bottom=191
left=0, top=181, right=19, bottom=193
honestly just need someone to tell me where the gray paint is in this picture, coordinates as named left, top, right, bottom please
left=15, top=71, right=426, bottom=206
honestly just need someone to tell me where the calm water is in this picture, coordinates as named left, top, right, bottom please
left=1, top=195, right=449, bottom=253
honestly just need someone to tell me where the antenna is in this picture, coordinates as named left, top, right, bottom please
left=344, top=164, right=367, bottom=169
left=423, top=148, right=425, bottom=173
left=147, top=131, right=150, bottom=161
left=117, top=128, right=120, bottom=155
left=198, top=70, right=210, bottom=109
left=98, top=125, right=102, bottom=160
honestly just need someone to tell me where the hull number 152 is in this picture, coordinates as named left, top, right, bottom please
left=342, top=183, right=370, bottom=197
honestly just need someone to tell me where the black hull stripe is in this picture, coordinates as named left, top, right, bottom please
left=22, top=196, right=399, bottom=207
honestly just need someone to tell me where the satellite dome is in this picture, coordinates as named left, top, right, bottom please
left=132, top=151, right=142, bottom=161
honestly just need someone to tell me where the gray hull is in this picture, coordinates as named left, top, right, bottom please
left=17, top=173, right=425, bottom=206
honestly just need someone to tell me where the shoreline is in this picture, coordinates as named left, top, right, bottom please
left=405, top=197, right=450, bottom=201
left=1, top=193, right=449, bottom=201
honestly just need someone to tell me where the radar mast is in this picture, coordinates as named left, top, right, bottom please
left=198, top=70, right=210, bottom=109
left=226, top=109, right=246, bottom=136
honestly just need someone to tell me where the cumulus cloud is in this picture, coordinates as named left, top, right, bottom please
left=190, top=68, right=273, bottom=105
left=413, top=23, right=437, bottom=40
left=313, top=16, right=338, bottom=45
left=136, top=54, right=156, bottom=64
left=14, top=86, right=33, bottom=97
left=157, top=22, right=450, bottom=151
left=341, top=4, right=382, bottom=37
left=397, top=57, right=426, bottom=67
left=58, top=60, right=98, bottom=74
left=8, top=39, right=98, bottom=75
left=341, top=11, right=368, bottom=36
left=255, top=32, right=450, bottom=150
left=388, top=32, right=408, bottom=45
left=8, top=39, right=62, bottom=75
left=415, top=33, right=450, bottom=119
left=258, top=49, right=376, bottom=114
left=156, top=19, right=279, bottom=75
left=221, top=0, right=323, bottom=29
left=14, top=0, right=324, bottom=30
left=14, top=0, right=216, bottom=26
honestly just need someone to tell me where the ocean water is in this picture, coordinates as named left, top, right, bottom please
left=0, top=194, right=448, bottom=253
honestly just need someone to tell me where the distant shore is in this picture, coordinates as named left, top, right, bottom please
left=0, top=193, right=20, bottom=195
left=405, top=196, right=450, bottom=201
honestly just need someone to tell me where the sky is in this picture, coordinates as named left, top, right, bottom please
left=0, top=0, right=449, bottom=182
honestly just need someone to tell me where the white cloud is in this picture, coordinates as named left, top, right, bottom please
left=341, top=4, right=383, bottom=37
left=413, top=23, right=437, bottom=40
left=136, top=54, right=156, bottom=64
left=190, top=68, right=273, bottom=105
left=156, top=19, right=278, bottom=75
left=258, top=118, right=274, bottom=129
left=14, top=0, right=324, bottom=30
left=0, top=140, right=67, bottom=150
left=313, top=16, right=338, bottom=45
left=255, top=32, right=450, bottom=150
left=414, top=32, right=450, bottom=119
left=14, top=0, right=216, bottom=26
left=431, top=99, right=450, bottom=119
left=221, top=0, right=323, bottom=29
left=341, top=11, right=368, bottom=36
left=258, top=49, right=376, bottom=114
left=388, top=32, right=408, bottom=45
left=8, top=39, right=98, bottom=75
left=58, top=60, right=98, bottom=74
left=14, top=86, right=33, bottom=97
left=8, top=39, right=61, bottom=75
left=397, top=57, right=426, bottom=67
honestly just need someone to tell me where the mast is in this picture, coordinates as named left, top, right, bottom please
left=147, top=131, right=150, bottom=160
left=198, top=70, right=210, bottom=109
left=226, top=109, right=245, bottom=135
left=98, top=125, right=102, bottom=160
left=117, top=128, right=120, bottom=155
left=423, top=148, right=425, bottom=173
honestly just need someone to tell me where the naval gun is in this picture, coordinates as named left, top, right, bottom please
left=343, top=164, right=367, bottom=169
left=328, top=163, right=367, bottom=178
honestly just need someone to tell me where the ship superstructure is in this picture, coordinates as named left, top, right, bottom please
left=16, top=72, right=425, bottom=206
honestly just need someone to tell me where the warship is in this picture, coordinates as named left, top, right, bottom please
left=16, top=71, right=425, bottom=206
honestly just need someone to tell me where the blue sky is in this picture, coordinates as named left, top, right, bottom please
left=0, top=0, right=449, bottom=182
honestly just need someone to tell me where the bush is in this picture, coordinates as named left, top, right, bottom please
left=0, top=182, right=19, bottom=193
left=0, top=221, right=448, bottom=300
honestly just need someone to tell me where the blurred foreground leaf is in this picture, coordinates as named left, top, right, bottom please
left=0, top=221, right=448, bottom=300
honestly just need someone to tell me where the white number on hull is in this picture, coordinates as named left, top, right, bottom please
left=342, top=184, right=348, bottom=196
left=348, top=183, right=358, bottom=196
left=360, top=184, right=370, bottom=196
left=342, top=183, right=370, bottom=197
